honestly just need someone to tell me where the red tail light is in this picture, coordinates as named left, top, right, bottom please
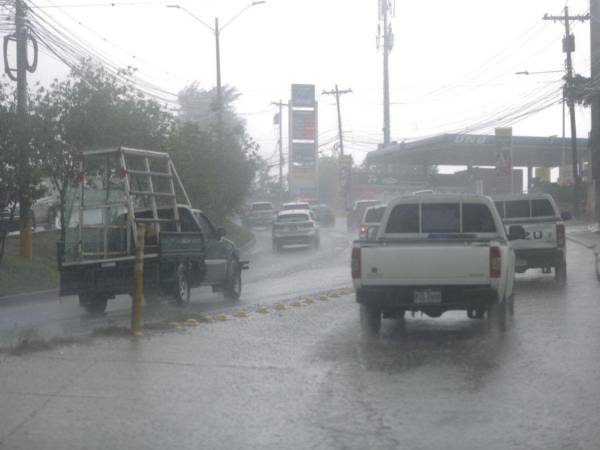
left=351, top=247, right=361, bottom=279
left=556, top=223, right=565, bottom=248
left=358, top=224, right=367, bottom=238
left=490, top=246, right=501, bottom=278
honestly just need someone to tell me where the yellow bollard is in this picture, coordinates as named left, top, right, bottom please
left=131, top=223, right=145, bottom=336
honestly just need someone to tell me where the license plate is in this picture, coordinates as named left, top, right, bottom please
left=414, top=288, right=442, bottom=304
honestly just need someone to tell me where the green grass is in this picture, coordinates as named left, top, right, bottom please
left=1, top=230, right=60, bottom=296
left=0, top=222, right=253, bottom=297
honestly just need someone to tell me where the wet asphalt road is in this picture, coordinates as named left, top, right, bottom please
left=0, top=222, right=351, bottom=347
left=1, top=229, right=600, bottom=449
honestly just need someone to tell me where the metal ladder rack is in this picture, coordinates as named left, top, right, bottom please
left=77, top=147, right=192, bottom=260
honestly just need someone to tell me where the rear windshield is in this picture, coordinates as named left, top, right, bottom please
left=422, top=203, right=460, bottom=233
left=277, top=214, right=309, bottom=223
left=385, top=202, right=497, bottom=234
left=252, top=203, right=273, bottom=211
left=498, top=199, right=557, bottom=219
left=364, top=207, right=386, bottom=223
left=385, top=204, right=419, bottom=233
left=505, top=200, right=530, bottom=218
left=531, top=199, right=555, bottom=217
left=283, top=203, right=309, bottom=210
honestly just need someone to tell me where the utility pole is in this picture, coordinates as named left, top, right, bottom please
left=322, top=86, right=352, bottom=209
left=16, top=0, right=32, bottom=258
left=377, top=0, right=394, bottom=146
left=214, top=17, right=223, bottom=149
left=591, top=0, right=600, bottom=221
left=271, top=100, right=288, bottom=203
left=544, top=7, right=589, bottom=217
left=322, top=85, right=353, bottom=156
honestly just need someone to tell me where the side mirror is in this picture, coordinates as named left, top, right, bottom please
left=217, top=227, right=226, bottom=238
left=561, top=211, right=572, bottom=221
left=507, top=225, right=526, bottom=241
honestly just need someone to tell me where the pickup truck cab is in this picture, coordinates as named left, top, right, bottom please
left=352, top=194, right=523, bottom=335
left=492, top=193, right=570, bottom=284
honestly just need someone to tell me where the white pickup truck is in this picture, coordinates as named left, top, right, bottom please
left=351, top=194, right=525, bottom=335
left=492, top=193, right=570, bottom=285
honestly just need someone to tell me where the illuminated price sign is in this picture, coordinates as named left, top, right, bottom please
left=292, top=110, right=316, bottom=140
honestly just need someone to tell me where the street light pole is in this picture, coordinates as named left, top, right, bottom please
left=167, top=2, right=265, bottom=148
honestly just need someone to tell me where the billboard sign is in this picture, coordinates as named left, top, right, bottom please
left=291, top=84, right=315, bottom=107
left=292, top=110, right=316, bottom=140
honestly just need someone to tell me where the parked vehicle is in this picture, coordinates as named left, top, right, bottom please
left=358, top=204, right=386, bottom=239
left=312, top=204, right=336, bottom=227
left=492, top=193, right=570, bottom=285
left=272, top=209, right=320, bottom=252
left=57, top=147, right=247, bottom=314
left=244, top=201, right=276, bottom=228
left=352, top=194, right=524, bottom=335
left=347, top=199, right=381, bottom=231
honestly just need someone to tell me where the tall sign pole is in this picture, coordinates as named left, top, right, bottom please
left=289, top=84, right=318, bottom=200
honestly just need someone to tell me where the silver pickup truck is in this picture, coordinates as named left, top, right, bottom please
left=352, top=194, right=525, bottom=336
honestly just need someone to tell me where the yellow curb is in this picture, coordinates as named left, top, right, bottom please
left=203, top=314, right=214, bottom=322
left=318, top=295, right=329, bottom=301
left=274, top=303, right=286, bottom=310
left=304, top=298, right=315, bottom=305
left=185, top=318, right=200, bottom=326
left=168, top=321, right=181, bottom=327
left=290, top=300, right=304, bottom=307
left=216, top=313, right=228, bottom=321
left=257, top=306, right=270, bottom=314
left=234, top=309, right=249, bottom=318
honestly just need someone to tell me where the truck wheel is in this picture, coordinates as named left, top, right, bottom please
left=360, top=303, right=381, bottom=336
left=224, top=259, right=242, bottom=301
left=174, top=264, right=190, bottom=305
left=555, top=260, right=567, bottom=286
left=79, top=293, right=108, bottom=315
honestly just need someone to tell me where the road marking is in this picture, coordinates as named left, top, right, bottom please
left=234, top=309, right=249, bottom=318
left=274, top=303, right=286, bottom=310
left=216, top=313, right=228, bottom=321
left=185, top=318, right=200, bottom=326
left=290, top=300, right=303, bottom=307
left=257, top=305, right=270, bottom=314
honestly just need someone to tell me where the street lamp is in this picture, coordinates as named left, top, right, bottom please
left=167, top=1, right=266, bottom=145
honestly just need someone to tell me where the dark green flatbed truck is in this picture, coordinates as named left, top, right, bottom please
left=57, top=147, right=247, bottom=314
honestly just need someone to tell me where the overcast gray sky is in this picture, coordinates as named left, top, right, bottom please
left=20, top=0, right=595, bottom=168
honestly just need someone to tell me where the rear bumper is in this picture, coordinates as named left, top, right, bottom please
left=59, top=260, right=160, bottom=297
left=273, top=233, right=317, bottom=246
left=514, top=248, right=564, bottom=269
left=356, top=285, right=498, bottom=312
left=247, top=216, right=273, bottom=226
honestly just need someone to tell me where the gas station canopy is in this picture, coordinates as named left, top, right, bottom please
left=366, top=133, right=589, bottom=168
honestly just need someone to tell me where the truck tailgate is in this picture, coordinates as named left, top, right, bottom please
left=361, top=241, right=491, bottom=286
